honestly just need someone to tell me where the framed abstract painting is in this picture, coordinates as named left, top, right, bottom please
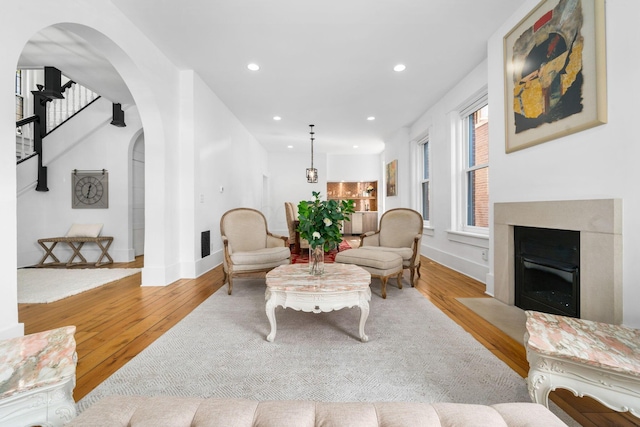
left=503, top=0, right=606, bottom=153
left=386, top=160, right=397, bottom=197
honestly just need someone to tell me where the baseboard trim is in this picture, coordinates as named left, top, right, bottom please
left=420, top=246, right=489, bottom=284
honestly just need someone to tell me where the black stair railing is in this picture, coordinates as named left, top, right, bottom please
left=16, top=67, right=101, bottom=192
left=15, top=115, right=38, bottom=163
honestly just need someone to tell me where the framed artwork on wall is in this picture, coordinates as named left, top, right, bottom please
left=503, top=0, right=606, bottom=153
left=386, top=160, right=397, bottom=197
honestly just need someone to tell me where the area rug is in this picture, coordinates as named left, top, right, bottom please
left=291, top=239, right=351, bottom=264
left=17, top=268, right=141, bottom=303
left=457, top=297, right=527, bottom=344
left=77, top=277, right=577, bottom=426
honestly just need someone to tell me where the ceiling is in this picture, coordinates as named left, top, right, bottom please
left=19, top=0, right=526, bottom=154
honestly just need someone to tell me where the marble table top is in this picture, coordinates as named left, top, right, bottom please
left=525, top=311, right=640, bottom=377
left=0, top=326, right=76, bottom=398
left=266, top=263, right=370, bottom=292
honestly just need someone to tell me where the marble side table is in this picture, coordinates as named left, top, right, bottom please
left=265, top=263, right=371, bottom=342
left=0, top=326, right=77, bottom=427
left=525, top=311, right=640, bottom=419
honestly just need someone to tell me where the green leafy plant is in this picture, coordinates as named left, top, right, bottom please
left=297, top=191, right=355, bottom=251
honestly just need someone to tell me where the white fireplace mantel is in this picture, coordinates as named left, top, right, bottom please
left=493, top=199, right=622, bottom=324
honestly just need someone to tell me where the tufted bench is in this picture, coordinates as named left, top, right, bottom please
left=335, top=248, right=403, bottom=299
left=525, top=310, right=640, bottom=419
left=67, top=396, right=569, bottom=426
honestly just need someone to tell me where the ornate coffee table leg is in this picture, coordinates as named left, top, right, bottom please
left=358, top=289, right=371, bottom=342
left=265, top=290, right=278, bottom=342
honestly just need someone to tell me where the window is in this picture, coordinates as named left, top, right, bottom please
left=419, top=137, right=430, bottom=224
left=15, top=70, right=23, bottom=121
left=458, top=95, right=489, bottom=233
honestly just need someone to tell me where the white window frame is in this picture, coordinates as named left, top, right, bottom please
left=417, top=135, right=431, bottom=228
left=453, top=90, right=489, bottom=237
left=15, top=70, right=23, bottom=122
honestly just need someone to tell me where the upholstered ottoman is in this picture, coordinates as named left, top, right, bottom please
left=335, top=248, right=403, bottom=299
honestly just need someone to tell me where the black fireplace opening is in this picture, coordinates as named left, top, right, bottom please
left=514, top=226, right=580, bottom=318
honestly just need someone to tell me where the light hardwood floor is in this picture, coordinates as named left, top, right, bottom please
left=18, top=255, right=639, bottom=426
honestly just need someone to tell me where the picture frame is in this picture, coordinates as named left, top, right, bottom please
left=386, top=160, right=397, bottom=197
left=503, top=0, right=606, bottom=153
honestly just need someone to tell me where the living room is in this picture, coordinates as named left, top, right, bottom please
left=3, top=0, right=640, bottom=425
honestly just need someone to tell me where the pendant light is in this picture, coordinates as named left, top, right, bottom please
left=306, top=124, right=318, bottom=183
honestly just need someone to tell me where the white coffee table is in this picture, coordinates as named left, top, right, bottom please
left=265, top=263, right=371, bottom=342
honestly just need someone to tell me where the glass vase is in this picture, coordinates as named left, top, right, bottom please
left=309, top=246, right=325, bottom=275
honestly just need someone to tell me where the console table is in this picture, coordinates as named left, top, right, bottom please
left=265, top=263, right=371, bottom=342
left=525, top=310, right=640, bottom=419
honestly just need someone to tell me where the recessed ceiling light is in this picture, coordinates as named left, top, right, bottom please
left=367, top=116, right=375, bottom=121
left=273, top=116, right=282, bottom=121
left=247, top=63, right=260, bottom=71
left=393, top=64, right=406, bottom=72
left=287, top=145, right=293, bottom=149
left=353, top=145, right=359, bottom=149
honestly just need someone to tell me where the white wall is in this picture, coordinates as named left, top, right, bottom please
left=384, top=61, right=491, bottom=283
left=381, top=127, right=412, bottom=212
left=1, top=2, right=273, bottom=338
left=268, top=151, right=327, bottom=237
left=17, top=99, right=141, bottom=267
left=487, top=0, right=640, bottom=327
left=190, top=71, right=270, bottom=277
left=326, top=153, right=381, bottom=183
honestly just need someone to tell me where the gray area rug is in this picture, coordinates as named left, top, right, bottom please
left=78, top=278, right=577, bottom=425
left=457, top=297, right=527, bottom=344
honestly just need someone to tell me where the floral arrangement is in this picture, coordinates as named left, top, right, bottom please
left=297, top=191, right=355, bottom=251
left=366, top=185, right=374, bottom=194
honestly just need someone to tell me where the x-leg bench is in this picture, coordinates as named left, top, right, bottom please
left=37, top=236, right=114, bottom=267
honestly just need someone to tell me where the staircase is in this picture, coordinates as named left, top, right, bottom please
left=15, top=68, right=100, bottom=163
left=46, top=80, right=99, bottom=134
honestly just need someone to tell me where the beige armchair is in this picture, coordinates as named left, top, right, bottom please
left=284, top=202, right=309, bottom=254
left=359, top=208, right=423, bottom=285
left=220, top=208, right=291, bottom=295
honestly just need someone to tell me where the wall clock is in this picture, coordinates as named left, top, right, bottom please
left=72, top=170, right=109, bottom=209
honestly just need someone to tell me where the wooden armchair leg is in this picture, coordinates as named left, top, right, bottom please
left=409, top=267, right=416, bottom=287
left=380, top=277, right=388, bottom=299
left=227, top=275, right=234, bottom=295
left=396, top=272, right=403, bottom=290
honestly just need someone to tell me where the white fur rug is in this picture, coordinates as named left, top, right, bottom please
left=17, top=268, right=141, bottom=303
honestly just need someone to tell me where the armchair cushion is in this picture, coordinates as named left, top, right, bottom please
left=231, top=247, right=292, bottom=266
left=358, top=246, right=414, bottom=263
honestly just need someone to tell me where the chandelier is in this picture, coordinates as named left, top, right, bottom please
left=306, top=124, right=318, bottom=183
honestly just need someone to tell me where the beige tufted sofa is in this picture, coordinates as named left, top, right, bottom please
left=67, top=396, right=569, bottom=426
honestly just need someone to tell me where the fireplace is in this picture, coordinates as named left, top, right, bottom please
left=493, top=199, right=622, bottom=324
left=514, top=226, right=579, bottom=318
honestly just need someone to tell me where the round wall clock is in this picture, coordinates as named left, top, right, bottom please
left=72, top=170, right=109, bottom=209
